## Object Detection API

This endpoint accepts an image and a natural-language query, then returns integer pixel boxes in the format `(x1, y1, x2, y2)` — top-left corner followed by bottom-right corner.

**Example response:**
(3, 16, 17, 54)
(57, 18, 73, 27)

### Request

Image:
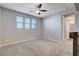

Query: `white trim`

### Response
(44, 38, 63, 43)
(61, 15, 65, 40)
(0, 38, 39, 48)
(0, 38, 63, 48)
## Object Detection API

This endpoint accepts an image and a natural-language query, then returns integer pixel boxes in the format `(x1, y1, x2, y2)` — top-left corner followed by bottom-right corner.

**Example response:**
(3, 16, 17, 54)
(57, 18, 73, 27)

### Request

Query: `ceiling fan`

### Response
(34, 4, 47, 15)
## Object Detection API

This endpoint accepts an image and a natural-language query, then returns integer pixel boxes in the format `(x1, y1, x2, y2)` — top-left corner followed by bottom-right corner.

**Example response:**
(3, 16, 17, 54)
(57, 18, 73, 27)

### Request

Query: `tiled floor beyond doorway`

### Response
(0, 39, 73, 56)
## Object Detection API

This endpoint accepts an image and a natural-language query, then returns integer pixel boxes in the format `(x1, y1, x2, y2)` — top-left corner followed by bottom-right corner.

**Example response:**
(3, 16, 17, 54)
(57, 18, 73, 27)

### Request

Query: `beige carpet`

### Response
(0, 39, 73, 56)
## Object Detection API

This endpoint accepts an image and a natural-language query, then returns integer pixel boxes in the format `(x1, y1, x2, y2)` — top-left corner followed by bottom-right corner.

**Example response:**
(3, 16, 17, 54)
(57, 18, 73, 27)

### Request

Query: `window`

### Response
(16, 16, 36, 29)
(31, 19, 36, 29)
(24, 18, 30, 29)
(16, 16, 23, 28)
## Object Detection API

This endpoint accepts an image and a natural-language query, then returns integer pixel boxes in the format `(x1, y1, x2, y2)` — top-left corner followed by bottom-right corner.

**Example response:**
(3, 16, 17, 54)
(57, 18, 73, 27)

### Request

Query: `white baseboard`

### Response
(0, 38, 63, 48)
(43, 38, 63, 43)
(0, 38, 39, 48)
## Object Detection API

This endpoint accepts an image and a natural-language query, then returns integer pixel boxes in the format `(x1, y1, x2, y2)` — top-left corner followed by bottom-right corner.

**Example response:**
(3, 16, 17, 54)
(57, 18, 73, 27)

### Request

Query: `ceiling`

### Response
(0, 3, 74, 18)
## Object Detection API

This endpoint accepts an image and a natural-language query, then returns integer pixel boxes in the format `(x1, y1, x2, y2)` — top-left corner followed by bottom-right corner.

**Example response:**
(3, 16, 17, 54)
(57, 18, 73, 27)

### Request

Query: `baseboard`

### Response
(43, 38, 63, 43)
(0, 38, 63, 48)
(0, 38, 40, 48)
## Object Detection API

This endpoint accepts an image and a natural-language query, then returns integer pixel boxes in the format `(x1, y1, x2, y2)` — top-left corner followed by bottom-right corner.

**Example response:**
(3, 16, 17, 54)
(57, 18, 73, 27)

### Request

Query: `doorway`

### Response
(63, 13, 75, 40)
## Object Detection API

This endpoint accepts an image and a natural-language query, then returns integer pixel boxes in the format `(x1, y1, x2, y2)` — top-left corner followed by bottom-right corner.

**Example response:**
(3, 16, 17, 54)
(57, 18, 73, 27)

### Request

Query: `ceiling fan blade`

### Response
(37, 4, 42, 9)
(40, 10, 47, 12)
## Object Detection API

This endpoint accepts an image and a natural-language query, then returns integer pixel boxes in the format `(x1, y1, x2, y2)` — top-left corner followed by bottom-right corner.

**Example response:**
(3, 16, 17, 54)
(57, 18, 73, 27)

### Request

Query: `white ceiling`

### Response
(0, 3, 74, 18)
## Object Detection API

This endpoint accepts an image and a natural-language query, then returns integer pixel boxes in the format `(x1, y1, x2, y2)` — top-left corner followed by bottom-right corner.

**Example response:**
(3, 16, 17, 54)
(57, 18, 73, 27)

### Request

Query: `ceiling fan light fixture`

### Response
(35, 10, 40, 13)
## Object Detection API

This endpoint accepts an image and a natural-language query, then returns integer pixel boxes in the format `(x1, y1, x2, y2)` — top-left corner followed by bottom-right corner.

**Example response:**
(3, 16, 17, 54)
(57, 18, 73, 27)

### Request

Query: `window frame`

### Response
(24, 17, 31, 29)
(16, 16, 37, 30)
(31, 18, 37, 29)
(16, 16, 24, 29)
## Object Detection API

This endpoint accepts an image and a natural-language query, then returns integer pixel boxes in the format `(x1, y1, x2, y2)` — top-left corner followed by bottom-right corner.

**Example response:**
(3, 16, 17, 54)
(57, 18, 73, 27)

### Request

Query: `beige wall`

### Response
(0, 8, 42, 46)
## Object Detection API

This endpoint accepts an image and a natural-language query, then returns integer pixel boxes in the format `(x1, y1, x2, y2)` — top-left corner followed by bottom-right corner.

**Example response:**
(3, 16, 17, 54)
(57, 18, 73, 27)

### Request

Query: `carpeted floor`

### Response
(0, 39, 73, 56)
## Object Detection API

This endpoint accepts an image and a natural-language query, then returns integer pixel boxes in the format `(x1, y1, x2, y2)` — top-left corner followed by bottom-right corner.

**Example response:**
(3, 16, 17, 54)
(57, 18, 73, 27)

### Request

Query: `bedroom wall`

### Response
(43, 15, 62, 41)
(75, 10, 79, 45)
(43, 9, 75, 41)
(0, 8, 2, 45)
(0, 8, 42, 46)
